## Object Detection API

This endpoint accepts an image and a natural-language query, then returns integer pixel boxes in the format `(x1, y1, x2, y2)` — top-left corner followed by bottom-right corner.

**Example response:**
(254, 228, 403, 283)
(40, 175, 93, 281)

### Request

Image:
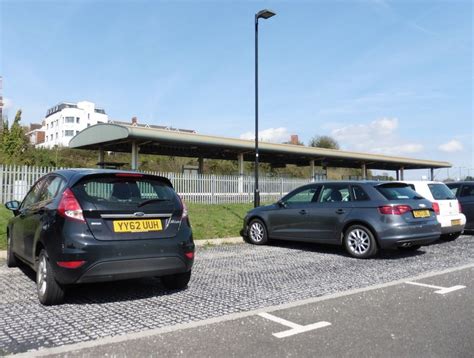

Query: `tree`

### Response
(2, 109, 30, 163)
(308, 135, 340, 150)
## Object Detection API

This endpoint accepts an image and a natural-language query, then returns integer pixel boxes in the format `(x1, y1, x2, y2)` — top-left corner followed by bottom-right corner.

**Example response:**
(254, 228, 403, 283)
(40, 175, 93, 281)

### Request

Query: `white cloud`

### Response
(438, 139, 463, 153)
(331, 117, 424, 155)
(3, 97, 13, 111)
(240, 127, 290, 143)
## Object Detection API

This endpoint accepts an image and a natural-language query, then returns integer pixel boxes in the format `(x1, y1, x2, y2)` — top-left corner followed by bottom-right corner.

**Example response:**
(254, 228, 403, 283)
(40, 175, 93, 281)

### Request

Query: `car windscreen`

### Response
(428, 183, 456, 200)
(376, 183, 422, 200)
(72, 176, 179, 209)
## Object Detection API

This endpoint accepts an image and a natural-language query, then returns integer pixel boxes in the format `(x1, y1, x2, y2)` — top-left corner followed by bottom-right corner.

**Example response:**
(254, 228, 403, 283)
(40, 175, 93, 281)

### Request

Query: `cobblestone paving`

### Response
(1, 235, 473, 354)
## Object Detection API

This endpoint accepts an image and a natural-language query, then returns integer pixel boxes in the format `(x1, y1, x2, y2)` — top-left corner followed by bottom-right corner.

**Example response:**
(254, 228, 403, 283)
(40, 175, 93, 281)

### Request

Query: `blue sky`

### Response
(1, 0, 472, 179)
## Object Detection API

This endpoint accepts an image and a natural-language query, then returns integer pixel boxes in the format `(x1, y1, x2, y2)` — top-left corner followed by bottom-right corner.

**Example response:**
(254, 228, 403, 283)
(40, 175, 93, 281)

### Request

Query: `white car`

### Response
(403, 181, 465, 240)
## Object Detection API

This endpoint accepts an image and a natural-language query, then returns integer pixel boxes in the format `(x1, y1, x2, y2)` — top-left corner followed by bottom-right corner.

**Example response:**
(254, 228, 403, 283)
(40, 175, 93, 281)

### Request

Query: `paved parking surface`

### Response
(1, 235, 473, 355)
(47, 266, 473, 358)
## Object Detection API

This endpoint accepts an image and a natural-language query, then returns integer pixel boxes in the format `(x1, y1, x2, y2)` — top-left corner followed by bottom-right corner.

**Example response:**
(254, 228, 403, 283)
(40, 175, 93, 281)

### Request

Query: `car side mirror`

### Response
(277, 200, 287, 208)
(5, 200, 20, 214)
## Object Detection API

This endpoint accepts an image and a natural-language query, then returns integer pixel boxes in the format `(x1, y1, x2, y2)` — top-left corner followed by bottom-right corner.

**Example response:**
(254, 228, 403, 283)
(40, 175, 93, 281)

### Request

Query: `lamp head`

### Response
(256, 9, 276, 20)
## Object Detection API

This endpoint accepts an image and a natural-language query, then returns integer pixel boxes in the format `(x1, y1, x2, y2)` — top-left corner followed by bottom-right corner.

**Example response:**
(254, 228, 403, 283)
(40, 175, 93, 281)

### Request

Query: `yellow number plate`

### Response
(413, 210, 430, 218)
(451, 219, 461, 226)
(113, 219, 163, 233)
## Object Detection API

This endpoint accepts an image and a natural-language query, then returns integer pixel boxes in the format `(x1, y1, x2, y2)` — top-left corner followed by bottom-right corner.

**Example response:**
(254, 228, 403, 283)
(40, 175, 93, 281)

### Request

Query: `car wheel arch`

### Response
(341, 221, 379, 247)
(35, 242, 46, 264)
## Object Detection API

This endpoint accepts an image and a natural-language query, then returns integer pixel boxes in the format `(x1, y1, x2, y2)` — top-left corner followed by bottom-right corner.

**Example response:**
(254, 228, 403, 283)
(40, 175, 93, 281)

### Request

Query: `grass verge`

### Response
(0, 203, 254, 250)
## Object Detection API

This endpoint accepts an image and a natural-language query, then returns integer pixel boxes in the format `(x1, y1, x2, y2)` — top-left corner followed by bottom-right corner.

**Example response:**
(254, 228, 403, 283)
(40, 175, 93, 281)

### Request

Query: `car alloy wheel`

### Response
(37, 255, 48, 298)
(36, 250, 65, 305)
(347, 228, 370, 255)
(343, 225, 378, 258)
(248, 219, 268, 245)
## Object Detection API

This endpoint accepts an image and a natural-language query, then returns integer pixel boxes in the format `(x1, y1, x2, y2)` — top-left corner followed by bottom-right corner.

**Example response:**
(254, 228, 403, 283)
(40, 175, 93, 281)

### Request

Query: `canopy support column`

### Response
(361, 163, 367, 180)
(310, 160, 315, 182)
(198, 157, 204, 174)
(430, 168, 434, 180)
(98, 147, 104, 168)
(238, 153, 244, 193)
(400, 166, 404, 180)
(131, 141, 138, 170)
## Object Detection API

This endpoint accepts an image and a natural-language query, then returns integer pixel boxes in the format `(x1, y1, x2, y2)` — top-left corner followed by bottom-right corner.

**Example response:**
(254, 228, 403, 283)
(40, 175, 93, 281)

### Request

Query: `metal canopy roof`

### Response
(69, 123, 451, 170)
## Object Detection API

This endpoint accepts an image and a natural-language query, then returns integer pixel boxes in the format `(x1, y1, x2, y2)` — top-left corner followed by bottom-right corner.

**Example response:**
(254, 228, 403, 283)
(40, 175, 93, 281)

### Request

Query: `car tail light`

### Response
(178, 195, 188, 220)
(378, 205, 412, 215)
(432, 202, 440, 215)
(185, 252, 194, 260)
(58, 188, 85, 222)
(57, 260, 86, 269)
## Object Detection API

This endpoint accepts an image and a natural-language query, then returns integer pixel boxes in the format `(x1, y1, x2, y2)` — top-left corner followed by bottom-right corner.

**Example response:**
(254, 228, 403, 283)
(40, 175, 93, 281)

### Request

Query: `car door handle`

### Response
(299, 210, 307, 215)
(335, 209, 345, 214)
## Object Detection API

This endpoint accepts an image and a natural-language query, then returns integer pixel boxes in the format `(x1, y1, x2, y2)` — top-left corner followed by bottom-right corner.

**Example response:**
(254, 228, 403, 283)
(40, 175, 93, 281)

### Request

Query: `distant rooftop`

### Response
(46, 102, 106, 118)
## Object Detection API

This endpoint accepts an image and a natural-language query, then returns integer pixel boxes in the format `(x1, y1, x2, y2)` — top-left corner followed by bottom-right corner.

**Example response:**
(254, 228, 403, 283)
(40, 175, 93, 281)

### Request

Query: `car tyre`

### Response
(247, 219, 268, 245)
(37, 250, 65, 305)
(6, 233, 18, 268)
(343, 225, 378, 259)
(161, 271, 191, 290)
(440, 232, 461, 241)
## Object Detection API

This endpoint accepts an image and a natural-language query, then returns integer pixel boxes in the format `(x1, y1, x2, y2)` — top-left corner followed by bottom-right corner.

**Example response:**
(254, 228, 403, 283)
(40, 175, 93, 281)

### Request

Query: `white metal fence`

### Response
(0, 165, 311, 204)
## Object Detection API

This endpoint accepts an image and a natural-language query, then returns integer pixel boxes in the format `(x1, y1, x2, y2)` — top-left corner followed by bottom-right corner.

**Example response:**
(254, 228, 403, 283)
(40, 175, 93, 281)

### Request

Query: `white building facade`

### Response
(37, 101, 108, 148)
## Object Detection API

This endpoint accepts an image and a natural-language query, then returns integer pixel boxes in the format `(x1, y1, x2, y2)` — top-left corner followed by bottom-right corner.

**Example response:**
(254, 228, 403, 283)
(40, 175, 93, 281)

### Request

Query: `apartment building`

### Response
(37, 101, 108, 148)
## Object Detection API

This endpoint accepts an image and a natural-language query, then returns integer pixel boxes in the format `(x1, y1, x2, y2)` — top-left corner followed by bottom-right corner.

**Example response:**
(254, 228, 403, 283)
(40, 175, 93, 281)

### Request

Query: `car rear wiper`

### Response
(137, 199, 171, 208)
(413, 195, 424, 200)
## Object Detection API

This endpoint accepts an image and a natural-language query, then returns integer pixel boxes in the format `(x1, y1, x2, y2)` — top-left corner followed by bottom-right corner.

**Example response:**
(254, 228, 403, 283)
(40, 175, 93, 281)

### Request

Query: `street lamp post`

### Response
(254, 9, 276, 208)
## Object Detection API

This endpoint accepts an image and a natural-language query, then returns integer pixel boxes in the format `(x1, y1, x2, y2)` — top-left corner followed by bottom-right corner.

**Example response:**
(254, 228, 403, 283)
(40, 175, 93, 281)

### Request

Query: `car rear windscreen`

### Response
(428, 183, 456, 200)
(376, 184, 421, 200)
(72, 176, 179, 209)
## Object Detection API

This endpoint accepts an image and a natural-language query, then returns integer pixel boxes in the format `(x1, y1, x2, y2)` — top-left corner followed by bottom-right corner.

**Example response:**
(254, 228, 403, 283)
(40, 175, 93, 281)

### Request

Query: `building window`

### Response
(64, 130, 74, 137)
(76, 117, 80, 123)
(46, 124, 49, 129)
(56, 132, 58, 139)
(76, 130, 80, 135)
(65, 116, 75, 123)
(50, 134, 53, 141)
(87, 123, 91, 127)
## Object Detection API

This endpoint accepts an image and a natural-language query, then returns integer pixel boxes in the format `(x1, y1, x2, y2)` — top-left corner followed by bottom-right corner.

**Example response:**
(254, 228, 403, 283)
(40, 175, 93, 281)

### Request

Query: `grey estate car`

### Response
(241, 181, 441, 259)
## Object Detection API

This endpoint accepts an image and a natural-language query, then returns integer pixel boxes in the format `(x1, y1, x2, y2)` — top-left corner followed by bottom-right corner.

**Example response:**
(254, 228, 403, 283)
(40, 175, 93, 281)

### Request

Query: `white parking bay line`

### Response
(258, 312, 331, 338)
(405, 281, 466, 294)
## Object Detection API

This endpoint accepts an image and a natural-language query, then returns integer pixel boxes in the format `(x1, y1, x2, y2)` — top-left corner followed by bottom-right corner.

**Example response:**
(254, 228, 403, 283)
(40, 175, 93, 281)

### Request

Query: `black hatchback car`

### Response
(241, 181, 441, 259)
(5, 169, 194, 305)
(446, 181, 474, 231)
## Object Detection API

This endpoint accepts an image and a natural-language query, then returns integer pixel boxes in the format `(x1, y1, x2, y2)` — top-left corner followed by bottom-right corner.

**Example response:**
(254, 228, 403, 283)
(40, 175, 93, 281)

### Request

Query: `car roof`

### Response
(50, 169, 173, 187)
(402, 180, 444, 185)
(52, 168, 146, 177)
(298, 180, 402, 187)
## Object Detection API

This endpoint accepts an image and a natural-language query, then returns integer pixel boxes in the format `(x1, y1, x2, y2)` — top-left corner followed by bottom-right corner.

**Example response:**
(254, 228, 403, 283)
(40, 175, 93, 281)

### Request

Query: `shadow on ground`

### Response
(267, 238, 427, 260)
(17, 262, 186, 305)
